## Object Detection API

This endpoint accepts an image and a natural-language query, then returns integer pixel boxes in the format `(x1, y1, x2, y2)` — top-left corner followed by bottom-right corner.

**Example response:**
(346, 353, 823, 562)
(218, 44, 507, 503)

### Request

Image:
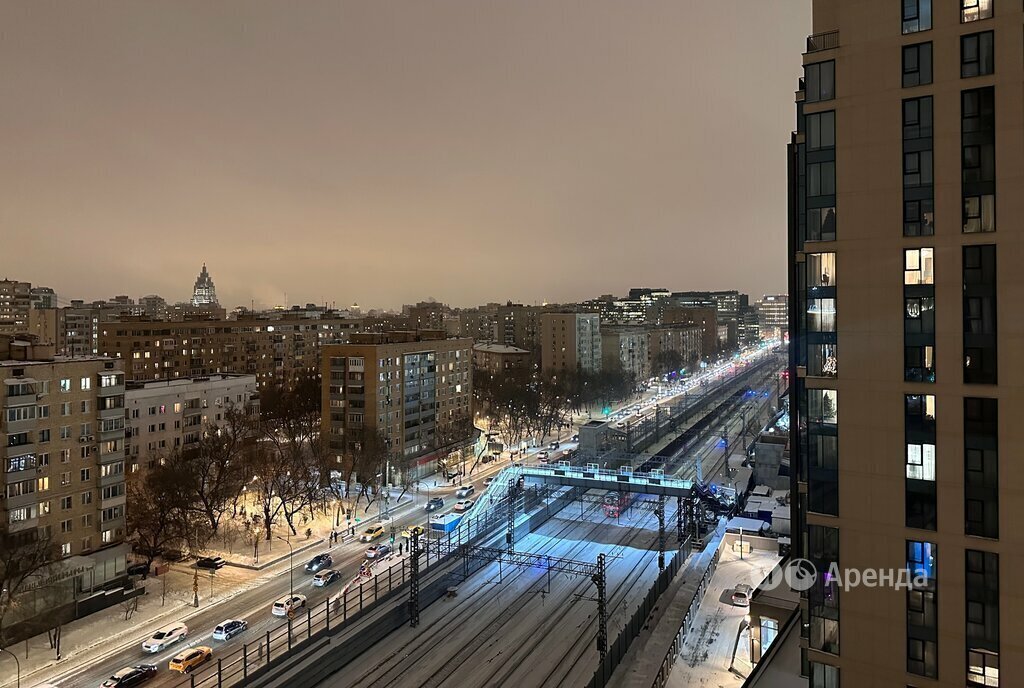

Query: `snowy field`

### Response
(330, 495, 681, 688)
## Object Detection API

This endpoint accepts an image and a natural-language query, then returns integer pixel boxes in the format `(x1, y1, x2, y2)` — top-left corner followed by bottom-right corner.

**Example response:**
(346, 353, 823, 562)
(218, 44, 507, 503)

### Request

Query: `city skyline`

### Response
(0, 1, 808, 309)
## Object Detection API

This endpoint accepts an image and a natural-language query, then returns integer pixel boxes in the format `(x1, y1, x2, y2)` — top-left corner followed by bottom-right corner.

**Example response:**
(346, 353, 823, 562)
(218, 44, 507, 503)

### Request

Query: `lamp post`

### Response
(0, 646, 20, 688)
(276, 536, 294, 596)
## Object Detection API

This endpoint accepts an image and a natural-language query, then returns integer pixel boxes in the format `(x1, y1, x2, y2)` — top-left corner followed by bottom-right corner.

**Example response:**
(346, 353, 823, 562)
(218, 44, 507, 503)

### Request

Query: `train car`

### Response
(602, 491, 634, 518)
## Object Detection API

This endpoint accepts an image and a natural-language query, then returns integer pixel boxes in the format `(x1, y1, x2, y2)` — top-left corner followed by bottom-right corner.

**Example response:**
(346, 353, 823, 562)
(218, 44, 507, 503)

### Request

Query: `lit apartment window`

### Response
(904, 248, 934, 285)
(961, 0, 993, 23)
(966, 549, 999, 687)
(907, 540, 938, 678)
(906, 394, 937, 530)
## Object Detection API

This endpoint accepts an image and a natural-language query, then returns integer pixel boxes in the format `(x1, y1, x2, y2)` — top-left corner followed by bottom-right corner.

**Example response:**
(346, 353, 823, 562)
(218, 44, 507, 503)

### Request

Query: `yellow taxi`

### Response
(168, 646, 212, 674)
(359, 523, 385, 542)
(401, 525, 425, 539)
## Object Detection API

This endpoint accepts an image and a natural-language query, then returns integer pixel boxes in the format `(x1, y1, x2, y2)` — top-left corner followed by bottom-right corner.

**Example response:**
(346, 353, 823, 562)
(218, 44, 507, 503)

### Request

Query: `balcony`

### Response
(805, 30, 838, 53)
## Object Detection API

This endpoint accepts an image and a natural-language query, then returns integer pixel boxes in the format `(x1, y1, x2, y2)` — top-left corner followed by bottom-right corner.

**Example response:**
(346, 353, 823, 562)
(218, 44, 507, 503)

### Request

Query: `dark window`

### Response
(807, 207, 837, 242)
(805, 61, 835, 103)
(807, 111, 836, 151)
(964, 398, 998, 539)
(962, 88, 995, 233)
(962, 0, 993, 23)
(903, 0, 932, 33)
(965, 550, 999, 687)
(807, 525, 840, 654)
(961, 32, 994, 78)
(963, 245, 997, 384)
(903, 43, 933, 87)
(907, 540, 938, 678)
(808, 162, 836, 196)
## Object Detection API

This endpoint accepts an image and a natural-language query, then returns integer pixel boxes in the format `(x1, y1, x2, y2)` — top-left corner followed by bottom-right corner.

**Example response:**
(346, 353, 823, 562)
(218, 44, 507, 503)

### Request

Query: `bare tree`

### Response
(126, 466, 190, 569)
(0, 532, 60, 647)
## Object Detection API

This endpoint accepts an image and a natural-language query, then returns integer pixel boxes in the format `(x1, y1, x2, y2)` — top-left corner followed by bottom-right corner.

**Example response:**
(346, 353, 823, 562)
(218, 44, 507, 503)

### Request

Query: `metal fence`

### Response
(171, 487, 532, 688)
(588, 537, 691, 688)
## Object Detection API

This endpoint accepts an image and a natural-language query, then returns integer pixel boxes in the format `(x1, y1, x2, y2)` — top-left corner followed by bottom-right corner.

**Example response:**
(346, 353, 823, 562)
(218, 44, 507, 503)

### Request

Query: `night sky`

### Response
(0, 1, 809, 310)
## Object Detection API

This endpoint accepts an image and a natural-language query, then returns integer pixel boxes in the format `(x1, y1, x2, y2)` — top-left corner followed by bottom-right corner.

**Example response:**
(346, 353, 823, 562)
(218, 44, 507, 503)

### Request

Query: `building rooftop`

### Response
(472, 343, 529, 354)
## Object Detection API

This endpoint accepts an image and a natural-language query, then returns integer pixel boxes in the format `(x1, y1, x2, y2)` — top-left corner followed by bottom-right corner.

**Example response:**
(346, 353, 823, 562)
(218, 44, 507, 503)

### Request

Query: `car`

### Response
(483, 477, 496, 486)
(424, 498, 444, 512)
(453, 499, 474, 512)
(732, 583, 753, 607)
(101, 665, 158, 687)
(271, 594, 307, 617)
(141, 622, 188, 652)
(195, 556, 226, 570)
(126, 563, 150, 578)
(480, 453, 495, 464)
(161, 548, 185, 562)
(212, 619, 248, 641)
(455, 485, 475, 499)
(548, 441, 559, 450)
(168, 647, 212, 674)
(537, 450, 549, 461)
(562, 449, 573, 459)
(304, 553, 333, 573)
(401, 525, 425, 539)
(365, 543, 392, 559)
(359, 524, 385, 542)
(312, 569, 341, 587)
(570, 434, 579, 443)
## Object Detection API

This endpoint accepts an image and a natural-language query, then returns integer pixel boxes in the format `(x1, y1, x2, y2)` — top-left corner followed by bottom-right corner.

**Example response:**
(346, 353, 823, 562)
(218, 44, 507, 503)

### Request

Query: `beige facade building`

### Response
(124, 374, 258, 473)
(471, 343, 531, 375)
(322, 331, 473, 482)
(647, 323, 703, 372)
(785, 2, 1021, 687)
(1, 337, 130, 602)
(0, 279, 33, 335)
(662, 306, 718, 360)
(600, 327, 649, 381)
(98, 315, 362, 387)
(539, 312, 601, 375)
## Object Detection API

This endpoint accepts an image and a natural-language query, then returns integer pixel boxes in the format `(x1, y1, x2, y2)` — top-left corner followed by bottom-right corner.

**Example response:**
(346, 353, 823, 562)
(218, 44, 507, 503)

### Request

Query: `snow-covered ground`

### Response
(328, 496, 682, 688)
(666, 545, 780, 687)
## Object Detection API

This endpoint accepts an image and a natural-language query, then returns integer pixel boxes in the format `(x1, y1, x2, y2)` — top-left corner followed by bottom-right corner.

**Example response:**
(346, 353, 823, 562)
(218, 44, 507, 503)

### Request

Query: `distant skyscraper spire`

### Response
(191, 263, 219, 306)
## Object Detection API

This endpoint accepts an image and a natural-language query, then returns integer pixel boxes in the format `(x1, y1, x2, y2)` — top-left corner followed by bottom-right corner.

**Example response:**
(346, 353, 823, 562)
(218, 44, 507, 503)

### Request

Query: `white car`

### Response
(272, 594, 307, 617)
(212, 619, 248, 641)
(453, 499, 474, 512)
(141, 622, 188, 652)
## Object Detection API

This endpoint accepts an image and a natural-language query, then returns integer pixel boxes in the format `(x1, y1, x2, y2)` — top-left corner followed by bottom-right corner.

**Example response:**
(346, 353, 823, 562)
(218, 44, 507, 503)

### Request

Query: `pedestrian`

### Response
(399, 542, 404, 555)
(350, 525, 355, 537)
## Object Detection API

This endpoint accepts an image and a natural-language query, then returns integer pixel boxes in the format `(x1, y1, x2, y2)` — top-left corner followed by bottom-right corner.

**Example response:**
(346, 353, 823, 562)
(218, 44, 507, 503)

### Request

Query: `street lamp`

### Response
(276, 536, 295, 596)
(0, 646, 20, 688)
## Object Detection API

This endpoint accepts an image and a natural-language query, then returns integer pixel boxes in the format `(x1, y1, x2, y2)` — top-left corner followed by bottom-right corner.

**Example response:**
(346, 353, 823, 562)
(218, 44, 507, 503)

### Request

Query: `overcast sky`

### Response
(0, 1, 809, 310)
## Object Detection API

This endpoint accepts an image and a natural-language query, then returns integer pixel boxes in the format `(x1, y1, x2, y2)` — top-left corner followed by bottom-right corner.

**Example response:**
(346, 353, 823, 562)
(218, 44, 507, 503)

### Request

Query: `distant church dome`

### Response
(191, 263, 219, 306)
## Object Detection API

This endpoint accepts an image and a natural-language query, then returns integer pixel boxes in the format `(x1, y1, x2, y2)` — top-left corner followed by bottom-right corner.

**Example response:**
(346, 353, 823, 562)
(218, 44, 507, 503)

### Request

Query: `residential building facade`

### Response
(539, 313, 601, 375)
(472, 343, 532, 375)
(600, 327, 650, 381)
(124, 374, 258, 473)
(786, 3, 1020, 687)
(322, 331, 473, 482)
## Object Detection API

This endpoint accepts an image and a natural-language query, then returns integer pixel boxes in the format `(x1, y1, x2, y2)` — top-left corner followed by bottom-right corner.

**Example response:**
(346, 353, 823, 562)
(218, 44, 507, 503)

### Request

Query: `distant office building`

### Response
(601, 327, 649, 381)
(670, 290, 743, 348)
(540, 313, 601, 375)
(190, 264, 218, 307)
(124, 374, 258, 473)
(472, 343, 531, 375)
(757, 294, 788, 340)
(738, 305, 760, 345)
(322, 331, 473, 481)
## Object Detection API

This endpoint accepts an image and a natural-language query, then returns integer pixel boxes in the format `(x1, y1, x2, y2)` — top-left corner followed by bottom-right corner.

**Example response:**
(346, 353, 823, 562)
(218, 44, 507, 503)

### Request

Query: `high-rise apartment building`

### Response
(1, 336, 130, 614)
(600, 327, 650, 381)
(322, 331, 473, 482)
(539, 313, 601, 374)
(494, 303, 544, 352)
(787, 2, 1018, 686)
